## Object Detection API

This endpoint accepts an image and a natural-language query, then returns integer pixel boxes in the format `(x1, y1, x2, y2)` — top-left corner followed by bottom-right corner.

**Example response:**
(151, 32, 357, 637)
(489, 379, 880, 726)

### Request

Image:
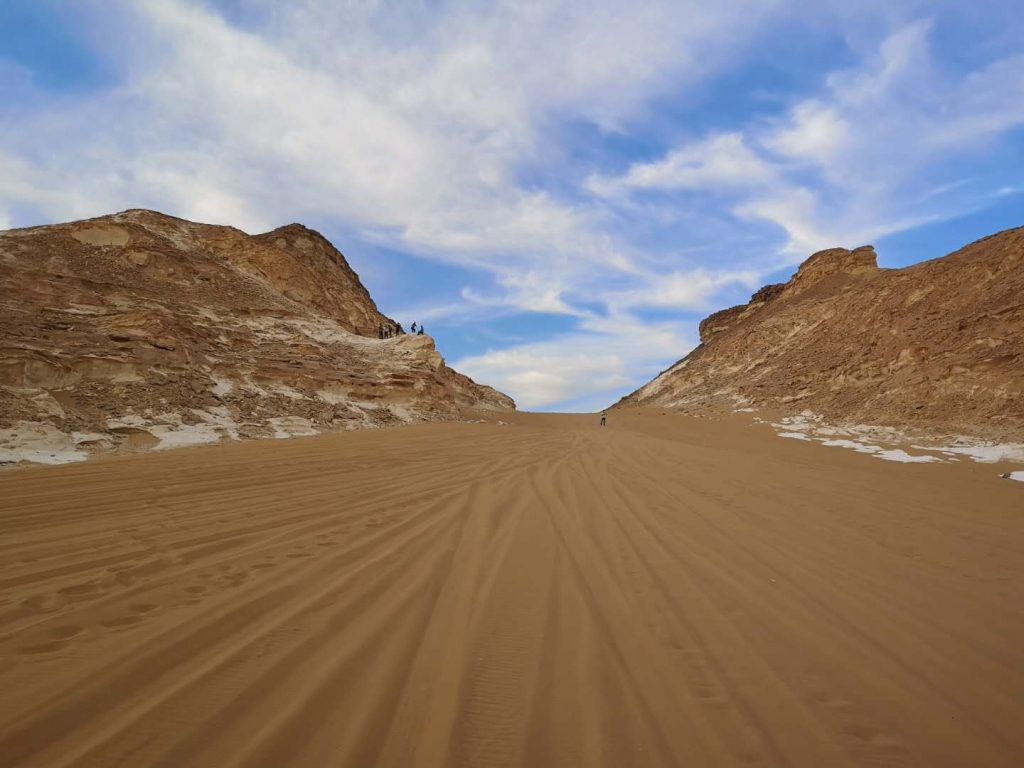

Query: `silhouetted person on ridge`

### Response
(411, 322, 417, 333)
(418, 326, 425, 335)
(600, 411, 607, 426)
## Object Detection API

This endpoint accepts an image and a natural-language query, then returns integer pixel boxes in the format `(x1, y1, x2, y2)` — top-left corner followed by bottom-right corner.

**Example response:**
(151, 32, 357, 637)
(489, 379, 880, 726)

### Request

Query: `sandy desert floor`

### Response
(0, 411, 1022, 767)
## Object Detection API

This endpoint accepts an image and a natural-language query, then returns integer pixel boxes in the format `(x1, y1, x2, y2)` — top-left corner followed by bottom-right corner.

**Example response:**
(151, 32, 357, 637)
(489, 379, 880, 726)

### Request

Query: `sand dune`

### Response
(1, 412, 1022, 767)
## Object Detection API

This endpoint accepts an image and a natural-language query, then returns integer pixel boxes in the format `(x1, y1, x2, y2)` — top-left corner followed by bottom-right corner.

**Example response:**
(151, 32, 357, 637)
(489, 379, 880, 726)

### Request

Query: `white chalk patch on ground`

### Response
(0, 422, 89, 464)
(820, 438, 881, 455)
(1004, 471, 1024, 483)
(267, 417, 319, 439)
(191, 407, 241, 441)
(925, 442, 1024, 463)
(152, 425, 226, 450)
(777, 432, 812, 441)
(771, 412, 948, 465)
(873, 449, 942, 464)
(109, 410, 239, 451)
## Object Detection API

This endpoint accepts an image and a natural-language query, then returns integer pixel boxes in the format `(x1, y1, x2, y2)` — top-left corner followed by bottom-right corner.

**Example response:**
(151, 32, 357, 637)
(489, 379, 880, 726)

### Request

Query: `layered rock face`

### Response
(0, 209, 513, 463)
(619, 228, 1024, 441)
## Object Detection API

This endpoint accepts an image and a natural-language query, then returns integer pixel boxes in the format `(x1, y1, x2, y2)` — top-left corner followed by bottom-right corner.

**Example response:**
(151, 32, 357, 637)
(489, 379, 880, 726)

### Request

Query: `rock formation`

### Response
(0, 209, 513, 463)
(618, 227, 1024, 441)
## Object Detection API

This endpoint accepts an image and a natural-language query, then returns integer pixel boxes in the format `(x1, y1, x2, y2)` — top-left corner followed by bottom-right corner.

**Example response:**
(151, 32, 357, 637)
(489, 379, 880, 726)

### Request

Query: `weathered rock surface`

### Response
(0, 209, 513, 463)
(618, 228, 1024, 441)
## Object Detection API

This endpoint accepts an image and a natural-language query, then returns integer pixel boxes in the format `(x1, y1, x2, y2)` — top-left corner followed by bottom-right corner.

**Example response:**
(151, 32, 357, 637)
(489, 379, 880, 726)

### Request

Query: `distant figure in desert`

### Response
(600, 411, 607, 426)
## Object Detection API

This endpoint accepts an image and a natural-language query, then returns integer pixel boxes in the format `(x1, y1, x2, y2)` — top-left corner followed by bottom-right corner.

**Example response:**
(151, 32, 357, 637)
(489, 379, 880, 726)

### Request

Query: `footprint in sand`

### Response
(17, 624, 84, 654)
(50, 624, 84, 640)
(107, 566, 138, 587)
(18, 639, 71, 655)
(216, 571, 248, 589)
(21, 593, 66, 613)
(58, 581, 102, 597)
(101, 600, 160, 629)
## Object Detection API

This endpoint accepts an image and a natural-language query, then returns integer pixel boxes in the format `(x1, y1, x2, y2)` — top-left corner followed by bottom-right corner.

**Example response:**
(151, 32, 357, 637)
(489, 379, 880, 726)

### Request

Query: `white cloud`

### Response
(455, 320, 694, 410)
(587, 133, 777, 196)
(762, 101, 849, 165)
(608, 267, 761, 312)
(1, 0, 779, 296)
(596, 17, 1024, 262)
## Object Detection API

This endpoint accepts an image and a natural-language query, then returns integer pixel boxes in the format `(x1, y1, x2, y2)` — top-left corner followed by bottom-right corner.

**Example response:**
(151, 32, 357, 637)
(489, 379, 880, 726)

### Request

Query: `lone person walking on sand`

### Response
(600, 411, 607, 426)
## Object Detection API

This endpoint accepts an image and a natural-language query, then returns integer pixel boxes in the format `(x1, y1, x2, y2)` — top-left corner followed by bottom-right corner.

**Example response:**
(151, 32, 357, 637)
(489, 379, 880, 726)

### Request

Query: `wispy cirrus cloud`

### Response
(592, 17, 1024, 261)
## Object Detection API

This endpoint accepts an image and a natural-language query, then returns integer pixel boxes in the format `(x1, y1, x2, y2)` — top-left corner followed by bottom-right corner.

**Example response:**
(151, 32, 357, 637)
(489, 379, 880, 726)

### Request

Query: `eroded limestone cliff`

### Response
(0, 210, 513, 463)
(619, 228, 1024, 441)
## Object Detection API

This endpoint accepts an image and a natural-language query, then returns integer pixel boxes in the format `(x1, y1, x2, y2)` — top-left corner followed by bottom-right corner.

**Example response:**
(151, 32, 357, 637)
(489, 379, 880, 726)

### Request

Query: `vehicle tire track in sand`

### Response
(1, 414, 1023, 767)
(599, 431, 1022, 765)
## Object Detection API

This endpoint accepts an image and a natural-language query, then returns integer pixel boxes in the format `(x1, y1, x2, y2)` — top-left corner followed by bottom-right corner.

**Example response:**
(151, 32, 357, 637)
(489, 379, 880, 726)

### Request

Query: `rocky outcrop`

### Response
(0, 209, 513, 464)
(698, 282, 785, 344)
(618, 228, 1024, 441)
(782, 245, 878, 298)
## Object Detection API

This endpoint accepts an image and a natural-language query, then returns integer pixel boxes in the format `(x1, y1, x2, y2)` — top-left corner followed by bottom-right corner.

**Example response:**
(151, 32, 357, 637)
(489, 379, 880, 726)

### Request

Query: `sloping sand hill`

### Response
(1, 412, 1021, 767)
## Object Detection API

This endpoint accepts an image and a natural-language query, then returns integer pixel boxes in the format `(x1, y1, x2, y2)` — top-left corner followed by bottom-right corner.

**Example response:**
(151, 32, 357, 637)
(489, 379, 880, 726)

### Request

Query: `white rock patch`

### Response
(771, 413, 951, 465)
(777, 432, 812, 441)
(0, 422, 95, 464)
(267, 417, 319, 439)
(923, 442, 1024, 463)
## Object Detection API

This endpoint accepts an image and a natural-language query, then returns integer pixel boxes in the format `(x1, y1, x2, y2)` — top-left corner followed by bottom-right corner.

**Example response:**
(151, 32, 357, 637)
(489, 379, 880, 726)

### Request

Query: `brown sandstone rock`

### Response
(0, 209, 513, 463)
(618, 228, 1024, 441)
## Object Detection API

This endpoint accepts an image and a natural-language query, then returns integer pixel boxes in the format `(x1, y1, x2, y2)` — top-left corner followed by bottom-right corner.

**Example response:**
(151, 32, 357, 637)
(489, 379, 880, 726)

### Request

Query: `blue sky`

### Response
(1, 0, 1022, 411)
